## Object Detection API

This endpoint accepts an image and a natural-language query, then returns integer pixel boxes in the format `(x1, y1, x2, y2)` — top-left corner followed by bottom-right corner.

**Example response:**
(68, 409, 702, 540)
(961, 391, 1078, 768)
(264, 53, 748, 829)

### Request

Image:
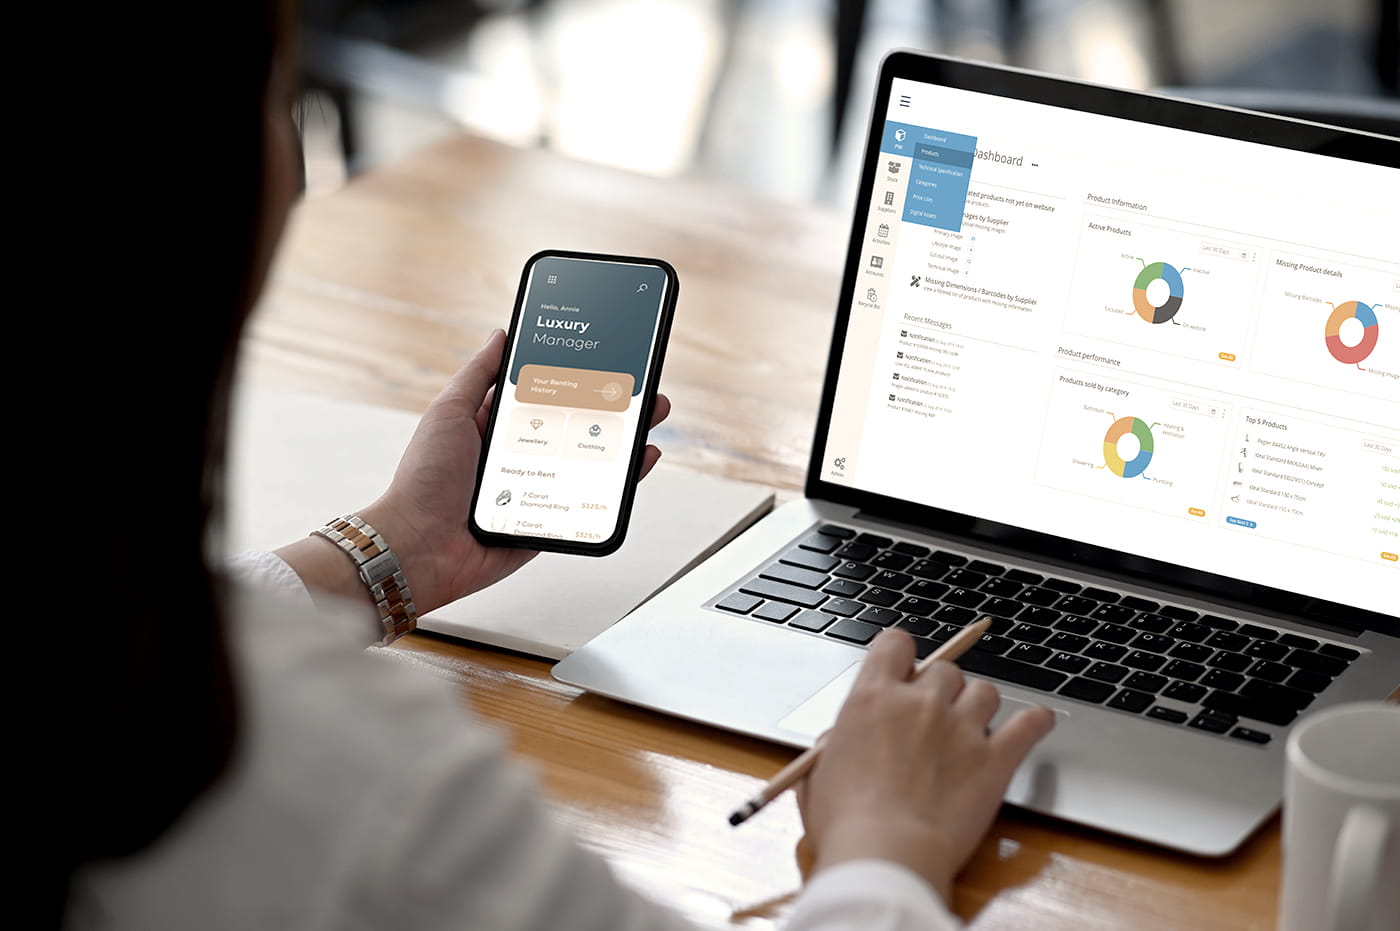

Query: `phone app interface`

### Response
(476, 255, 668, 544)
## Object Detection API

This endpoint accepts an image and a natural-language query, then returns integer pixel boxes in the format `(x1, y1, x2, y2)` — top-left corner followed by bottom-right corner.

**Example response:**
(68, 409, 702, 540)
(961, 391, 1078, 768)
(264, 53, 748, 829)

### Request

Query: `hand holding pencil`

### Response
(731, 619, 1056, 902)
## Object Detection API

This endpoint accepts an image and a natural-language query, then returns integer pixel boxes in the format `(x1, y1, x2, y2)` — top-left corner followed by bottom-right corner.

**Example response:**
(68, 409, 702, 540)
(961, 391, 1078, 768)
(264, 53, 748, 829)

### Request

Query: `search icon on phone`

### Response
(636, 283, 648, 293)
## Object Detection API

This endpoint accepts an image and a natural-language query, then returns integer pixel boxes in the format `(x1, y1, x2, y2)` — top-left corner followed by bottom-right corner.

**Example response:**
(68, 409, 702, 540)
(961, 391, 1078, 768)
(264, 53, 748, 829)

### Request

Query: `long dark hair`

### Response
(44, 0, 289, 921)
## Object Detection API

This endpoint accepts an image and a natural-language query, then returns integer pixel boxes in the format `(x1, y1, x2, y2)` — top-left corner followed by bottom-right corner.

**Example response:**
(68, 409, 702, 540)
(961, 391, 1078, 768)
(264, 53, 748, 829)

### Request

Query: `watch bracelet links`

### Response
(311, 514, 417, 646)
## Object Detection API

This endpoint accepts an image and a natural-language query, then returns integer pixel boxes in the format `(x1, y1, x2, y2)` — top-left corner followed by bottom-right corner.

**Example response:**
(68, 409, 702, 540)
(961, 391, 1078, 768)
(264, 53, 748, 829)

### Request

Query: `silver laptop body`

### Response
(554, 51, 1400, 857)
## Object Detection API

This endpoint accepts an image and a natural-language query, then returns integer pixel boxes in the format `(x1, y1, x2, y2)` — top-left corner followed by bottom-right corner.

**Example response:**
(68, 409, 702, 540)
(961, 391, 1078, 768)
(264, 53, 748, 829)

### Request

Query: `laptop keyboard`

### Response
(710, 523, 1364, 745)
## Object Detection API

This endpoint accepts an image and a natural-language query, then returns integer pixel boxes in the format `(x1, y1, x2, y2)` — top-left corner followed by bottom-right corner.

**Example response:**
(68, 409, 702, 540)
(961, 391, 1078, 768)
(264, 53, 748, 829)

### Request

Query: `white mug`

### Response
(1279, 701, 1400, 931)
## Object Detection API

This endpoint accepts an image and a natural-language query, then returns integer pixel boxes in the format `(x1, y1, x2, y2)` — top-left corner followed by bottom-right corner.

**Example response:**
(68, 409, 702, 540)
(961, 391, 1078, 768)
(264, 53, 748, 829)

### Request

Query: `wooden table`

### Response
(245, 132, 1284, 928)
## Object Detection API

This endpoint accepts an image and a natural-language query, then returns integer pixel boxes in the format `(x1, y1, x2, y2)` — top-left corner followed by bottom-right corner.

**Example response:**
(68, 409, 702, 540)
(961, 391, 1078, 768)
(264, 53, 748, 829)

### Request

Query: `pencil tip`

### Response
(729, 800, 757, 826)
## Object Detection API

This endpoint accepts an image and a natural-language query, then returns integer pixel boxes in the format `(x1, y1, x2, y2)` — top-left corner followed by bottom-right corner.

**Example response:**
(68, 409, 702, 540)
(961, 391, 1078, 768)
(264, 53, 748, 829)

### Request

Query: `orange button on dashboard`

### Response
(1218, 352, 1237, 362)
(1383, 552, 1398, 562)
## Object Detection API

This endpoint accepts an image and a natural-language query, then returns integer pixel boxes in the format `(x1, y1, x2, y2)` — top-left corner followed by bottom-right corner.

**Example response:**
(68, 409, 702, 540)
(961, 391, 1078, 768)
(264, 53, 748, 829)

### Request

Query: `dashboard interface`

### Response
(822, 76, 1399, 616)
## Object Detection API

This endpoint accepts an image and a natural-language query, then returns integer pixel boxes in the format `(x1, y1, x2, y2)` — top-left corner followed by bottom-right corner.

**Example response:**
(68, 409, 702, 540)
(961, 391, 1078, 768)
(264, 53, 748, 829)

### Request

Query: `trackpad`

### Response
(777, 661, 862, 741)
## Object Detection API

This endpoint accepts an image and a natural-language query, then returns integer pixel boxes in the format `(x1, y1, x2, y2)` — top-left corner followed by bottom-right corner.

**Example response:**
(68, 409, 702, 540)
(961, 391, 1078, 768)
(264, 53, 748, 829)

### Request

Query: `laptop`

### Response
(553, 50, 1400, 857)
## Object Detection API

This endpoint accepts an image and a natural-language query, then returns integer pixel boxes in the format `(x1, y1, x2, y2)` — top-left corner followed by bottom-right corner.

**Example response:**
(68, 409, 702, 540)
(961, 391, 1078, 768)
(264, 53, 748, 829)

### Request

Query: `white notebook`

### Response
(228, 385, 775, 659)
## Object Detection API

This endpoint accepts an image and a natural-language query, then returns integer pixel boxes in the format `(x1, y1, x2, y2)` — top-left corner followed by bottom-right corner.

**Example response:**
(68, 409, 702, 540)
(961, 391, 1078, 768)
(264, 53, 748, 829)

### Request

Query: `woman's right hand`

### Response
(796, 628, 1056, 903)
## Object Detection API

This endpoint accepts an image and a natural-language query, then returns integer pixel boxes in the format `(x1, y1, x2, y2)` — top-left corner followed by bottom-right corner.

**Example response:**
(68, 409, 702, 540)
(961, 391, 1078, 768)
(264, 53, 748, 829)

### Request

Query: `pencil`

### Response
(727, 616, 992, 827)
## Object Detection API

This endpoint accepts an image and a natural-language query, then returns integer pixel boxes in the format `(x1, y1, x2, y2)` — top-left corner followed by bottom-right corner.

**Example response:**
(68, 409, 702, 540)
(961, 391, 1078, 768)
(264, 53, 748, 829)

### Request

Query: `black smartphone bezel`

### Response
(468, 248, 679, 556)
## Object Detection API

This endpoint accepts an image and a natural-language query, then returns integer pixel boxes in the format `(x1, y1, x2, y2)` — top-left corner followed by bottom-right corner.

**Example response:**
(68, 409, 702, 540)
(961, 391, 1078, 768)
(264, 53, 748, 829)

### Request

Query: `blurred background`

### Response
(296, 0, 1399, 207)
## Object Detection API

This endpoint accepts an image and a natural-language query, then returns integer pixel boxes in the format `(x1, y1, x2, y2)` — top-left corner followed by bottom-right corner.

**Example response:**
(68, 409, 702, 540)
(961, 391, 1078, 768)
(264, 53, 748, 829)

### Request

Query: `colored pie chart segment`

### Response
(1133, 262, 1184, 324)
(1104, 416, 1154, 478)
(1324, 301, 1379, 365)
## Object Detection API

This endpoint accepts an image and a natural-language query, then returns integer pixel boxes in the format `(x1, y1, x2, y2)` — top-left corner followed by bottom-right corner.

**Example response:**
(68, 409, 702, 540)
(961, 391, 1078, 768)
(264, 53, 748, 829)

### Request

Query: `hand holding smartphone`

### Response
(468, 250, 679, 555)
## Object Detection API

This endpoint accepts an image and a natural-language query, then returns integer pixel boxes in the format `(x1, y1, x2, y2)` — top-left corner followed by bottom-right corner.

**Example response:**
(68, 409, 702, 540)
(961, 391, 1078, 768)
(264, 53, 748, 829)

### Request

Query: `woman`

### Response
(51, 1, 1054, 926)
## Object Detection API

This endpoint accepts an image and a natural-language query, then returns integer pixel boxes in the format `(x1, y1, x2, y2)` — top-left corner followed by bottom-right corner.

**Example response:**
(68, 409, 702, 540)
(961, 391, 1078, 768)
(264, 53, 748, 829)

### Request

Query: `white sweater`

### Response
(64, 552, 961, 931)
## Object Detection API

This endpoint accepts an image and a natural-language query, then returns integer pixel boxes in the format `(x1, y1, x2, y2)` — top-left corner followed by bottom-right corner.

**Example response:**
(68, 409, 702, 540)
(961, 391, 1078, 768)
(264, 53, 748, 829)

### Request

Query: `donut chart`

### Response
(1324, 301, 1379, 365)
(1133, 262, 1184, 324)
(1103, 416, 1154, 478)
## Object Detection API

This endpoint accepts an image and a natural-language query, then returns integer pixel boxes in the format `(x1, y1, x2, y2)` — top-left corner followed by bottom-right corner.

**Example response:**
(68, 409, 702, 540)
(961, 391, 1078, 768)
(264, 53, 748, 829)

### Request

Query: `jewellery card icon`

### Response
(530, 418, 544, 430)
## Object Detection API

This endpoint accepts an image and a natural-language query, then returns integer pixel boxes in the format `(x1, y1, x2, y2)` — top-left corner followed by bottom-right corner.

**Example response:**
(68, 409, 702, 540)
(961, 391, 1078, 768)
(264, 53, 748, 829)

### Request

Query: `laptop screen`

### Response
(814, 54, 1398, 626)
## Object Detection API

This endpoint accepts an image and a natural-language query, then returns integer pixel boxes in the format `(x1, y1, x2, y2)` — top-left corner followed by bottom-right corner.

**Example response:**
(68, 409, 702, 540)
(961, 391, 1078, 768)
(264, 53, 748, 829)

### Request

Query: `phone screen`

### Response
(471, 252, 676, 553)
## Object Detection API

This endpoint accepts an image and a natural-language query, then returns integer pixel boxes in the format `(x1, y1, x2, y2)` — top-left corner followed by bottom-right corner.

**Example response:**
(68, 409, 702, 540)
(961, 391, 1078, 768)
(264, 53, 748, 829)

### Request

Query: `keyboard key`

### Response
(1123, 650, 1167, 672)
(1081, 587, 1120, 603)
(760, 562, 829, 589)
(932, 550, 968, 566)
(1120, 596, 1160, 612)
(824, 598, 864, 617)
(1230, 727, 1272, 744)
(895, 595, 939, 617)
(790, 610, 835, 632)
(1163, 659, 1206, 681)
(1044, 578, 1082, 593)
(1317, 643, 1361, 662)
(1007, 643, 1052, 665)
(780, 548, 841, 573)
(981, 597, 1024, 619)
(892, 541, 930, 557)
(945, 568, 988, 589)
(967, 559, 1005, 575)
(972, 634, 1015, 655)
(1237, 623, 1278, 640)
(913, 638, 941, 660)
(1189, 709, 1236, 733)
(1129, 613, 1173, 633)
(897, 616, 938, 637)
(1168, 642, 1212, 663)
(857, 607, 903, 627)
(908, 559, 950, 581)
(1124, 671, 1169, 693)
(945, 588, 987, 609)
(1047, 652, 1091, 674)
(1130, 632, 1175, 654)
(934, 604, 977, 624)
(1017, 587, 1062, 607)
(985, 616, 1014, 635)
(958, 650, 1069, 692)
(906, 579, 951, 600)
(1168, 622, 1210, 642)
(1201, 669, 1245, 692)
(716, 593, 761, 613)
(1284, 649, 1349, 677)
(1164, 680, 1207, 703)
(836, 542, 879, 561)
(1201, 691, 1299, 726)
(1056, 595, 1098, 616)
(982, 577, 1023, 598)
(872, 569, 913, 589)
(822, 578, 866, 598)
(1084, 662, 1129, 684)
(1095, 623, 1136, 644)
(817, 524, 856, 539)
(1006, 568, 1044, 585)
(1008, 623, 1051, 644)
(800, 532, 843, 554)
(1159, 605, 1200, 622)
(1205, 630, 1249, 651)
(1017, 606, 1061, 626)
(855, 532, 893, 548)
(1208, 650, 1253, 673)
(1198, 615, 1239, 631)
(1047, 632, 1090, 653)
(753, 602, 798, 623)
(870, 551, 914, 572)
(1239, 678, 1316, 710)
(832, 561, 876, 582)
(858, 587, 903, 608)
(1084, 642, 1128, 662)
(1148, 706, 1188, 723)
(739, 578, 828, 608)
(1059, 677, 1115, 703)
(1091, 603, 1136, 624)
(1247, 660, 1293, 683)
(1108, 689, 1154, 713)
(1055, 615, 1098, 635)
(1286, 669, 1332, 693)
(1278, 633, 1319, 650)
(826, 618, 881, 644)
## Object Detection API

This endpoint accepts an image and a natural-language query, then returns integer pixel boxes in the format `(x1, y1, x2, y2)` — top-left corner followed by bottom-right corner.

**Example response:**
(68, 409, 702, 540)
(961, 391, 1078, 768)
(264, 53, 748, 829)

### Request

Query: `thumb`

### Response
(436, 329, 507, 419)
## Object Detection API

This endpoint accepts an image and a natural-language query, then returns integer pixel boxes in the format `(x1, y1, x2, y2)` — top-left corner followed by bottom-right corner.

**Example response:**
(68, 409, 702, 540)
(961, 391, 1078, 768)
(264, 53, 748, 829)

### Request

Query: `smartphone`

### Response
(468, 250, 679, 555)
